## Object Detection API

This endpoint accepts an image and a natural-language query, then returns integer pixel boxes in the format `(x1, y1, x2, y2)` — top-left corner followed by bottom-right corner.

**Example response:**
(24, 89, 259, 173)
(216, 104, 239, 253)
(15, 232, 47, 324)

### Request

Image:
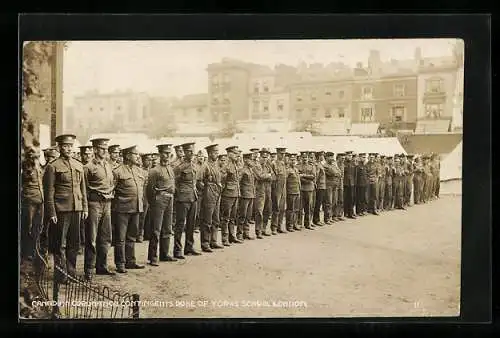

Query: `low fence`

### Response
(32, 230, 140, 319)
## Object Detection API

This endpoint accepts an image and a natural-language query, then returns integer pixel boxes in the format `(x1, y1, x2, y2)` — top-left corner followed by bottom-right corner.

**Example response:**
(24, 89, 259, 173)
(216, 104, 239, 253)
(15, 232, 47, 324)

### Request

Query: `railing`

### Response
(32, 226, 140, 319)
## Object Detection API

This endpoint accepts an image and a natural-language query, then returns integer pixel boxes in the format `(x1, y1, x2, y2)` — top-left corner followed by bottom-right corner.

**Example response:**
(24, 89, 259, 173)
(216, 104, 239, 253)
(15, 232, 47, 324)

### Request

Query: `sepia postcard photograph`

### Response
(20, 38, 464, 320)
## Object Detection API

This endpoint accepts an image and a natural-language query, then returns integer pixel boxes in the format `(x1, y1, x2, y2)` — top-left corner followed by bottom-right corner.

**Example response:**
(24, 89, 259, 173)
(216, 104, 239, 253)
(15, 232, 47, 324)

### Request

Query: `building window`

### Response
(212, 110, 219, 122)
(295, 108, 303, 119)
(223, 92, 230, 104)
(360, 107, 374, 122)
(197, 109, 204, 119)
(338, 90, 345, 99)
(100, 107, 104, 111)
(254, 82, 260, 94)
(211, 75, 219, 85)
(425, 103, 444, 118)
(325, 108, 332, 118)
(391, 105, 406, 122)
(394, 84, 406, 97)
(262, 100, 269, 113)
(263, 81, 269, 93)
(252, 100, 259, 113)
(426, 78, 444, 93)
(212, 97, 219, 105)
(116, 106, 121, 111)
(337, 107, 345, 118)
(311, 91, 317, 101)
(311, 107, 318, 118)
(277, 99, 284, 113)
(325, 88, 332, 96)
(296, 92, 303, 102)
(196, 107, 203, 113)
(362, 86, 373, 100)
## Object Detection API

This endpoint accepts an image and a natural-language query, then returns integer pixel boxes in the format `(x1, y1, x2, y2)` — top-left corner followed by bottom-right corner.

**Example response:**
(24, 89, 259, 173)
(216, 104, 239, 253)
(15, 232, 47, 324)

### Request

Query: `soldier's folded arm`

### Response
(80, 166, 88, 214)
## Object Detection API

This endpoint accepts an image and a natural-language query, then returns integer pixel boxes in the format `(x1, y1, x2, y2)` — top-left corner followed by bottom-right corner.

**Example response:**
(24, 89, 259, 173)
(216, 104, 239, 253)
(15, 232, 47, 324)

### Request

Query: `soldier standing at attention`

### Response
(431, 154, 441, 199)
(405, 155, 415, 206)
(199, 144, 224, 251)
(248, 148, 260, 225)
(137, 153, 153, 243)
(413, 155, 424, 204)
(237, 152, 256, 241)
(271, 147, 287, 235)
(335, 153, 345, 221)
(79, 145, 93, 165)
(308, 151, 317, 226)
(313, 151, 327, 226)
(219, 146, 242, 245)
(21, 149, 44, 263)
(172, 145, 184, 169)
(423, 155, 434, 203)
(378, 156, 386, 212)
(146, 144, 177, 266)
(298, 151, 316, 230)
(194, 150, 206, 234)
(355, 153, 368, 216)
(252, 148, 274, 238)
(285, 153, 301, 232)
(323, 152, 341, 225)
(83, 138, 115, 281)
(343, 151, 356, 219)
(392, 156, 406, 210)
(366, 153, 380, 215)
(218, 154, 228, 170)
(43, 134, 88, 282)
(173, 143, 200, 258)
(108, 145, 121, 169)
(112, 145, 146, 273)
(383, 156, 394, 210)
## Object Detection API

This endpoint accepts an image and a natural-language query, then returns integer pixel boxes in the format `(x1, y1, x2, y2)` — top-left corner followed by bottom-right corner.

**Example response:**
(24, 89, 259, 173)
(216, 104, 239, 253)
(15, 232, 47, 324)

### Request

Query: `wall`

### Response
(417, 70, 457, 119)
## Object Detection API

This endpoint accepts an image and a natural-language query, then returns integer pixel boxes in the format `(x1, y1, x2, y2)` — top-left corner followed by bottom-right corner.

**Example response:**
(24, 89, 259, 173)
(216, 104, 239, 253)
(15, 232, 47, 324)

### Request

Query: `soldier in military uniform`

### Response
(313, 151, 327, 226)
(335, 153, 345, 221)
(137, 153, 153, 243)
(384, 156, 394, 210)
(324, 152, 341, 224)
(248, 148, 260, 225)
(405, 155, 415, 206)
(112, 145, 146, 273)
(413, 155, 424, 204)
(393, 156, 406, 210)
(238, 152, 256, 240)
(377, 155, 386, 212)
(298, 151, 316, 230)
(21, 149, 44, 263)
(271, 147, 287, 234)
(173, 143, 200, 258)
(146, 144, 177, 266)
(218, 154, 228, 170)
(253, 148, 274, 238)
(343, 151, 356, 219)
(194, 150, 206, 234)
(108, 145, 121, 169)
(355, 153, 368, 216)
(219, 146, 242, 245)
(423, 155, 433, 203)
(43, 134, 88, 282)
(308, 151, 317, 226)
(83, 138, 115, 280)
(431, 154, 441, 199)
(199, 144, 224, 251)
(172, 145, 184, 168)
(366, 153, 380, 215)
(285, 153, 301, 232)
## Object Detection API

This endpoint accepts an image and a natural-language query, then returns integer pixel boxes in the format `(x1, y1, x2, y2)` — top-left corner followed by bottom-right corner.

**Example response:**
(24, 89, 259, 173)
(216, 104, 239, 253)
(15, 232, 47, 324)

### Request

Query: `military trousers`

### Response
(384, 183, 393, 210)
(393, 178, 404, 208)
(271, 180, 286, 231)
(336, 184, 344, 218)
(51, 211, 81, 282)
(313, 189, 327, 224)
(413, 176, 422, 204)
(367, 183, 378, 213)
(324, 184, 339, 222)
(21, 201, 43, 261)
(174, 201, 197, 255)
(286, 193, 300, 230)
(255, 184, 272, 235)
(148, 193, 173, 263)
(405, 177, 413, 205)
(137, 199, 149, 241)
(300, 190, 314, 227)
(201, 191, 221, 249)
(114, 212, 139, 269)
(343, 185, 355, 217)
(237, 198, 253, 238)
(84, 200, 112, 273)
(434, 176, 440, 198)
(355, 185, 368, 214)
(378, 180, 386, 210)
(220, 196, 239, 243)
(195, 195, 203, 231)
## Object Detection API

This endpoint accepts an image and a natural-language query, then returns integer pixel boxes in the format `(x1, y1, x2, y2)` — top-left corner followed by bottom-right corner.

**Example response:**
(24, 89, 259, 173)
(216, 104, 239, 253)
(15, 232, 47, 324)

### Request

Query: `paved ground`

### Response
(80, 195, 461, 318)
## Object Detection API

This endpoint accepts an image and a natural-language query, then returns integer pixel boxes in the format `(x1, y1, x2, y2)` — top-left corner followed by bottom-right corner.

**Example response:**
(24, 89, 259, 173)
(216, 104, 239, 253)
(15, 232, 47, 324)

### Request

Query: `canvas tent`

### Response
(440, 141, 462, 181)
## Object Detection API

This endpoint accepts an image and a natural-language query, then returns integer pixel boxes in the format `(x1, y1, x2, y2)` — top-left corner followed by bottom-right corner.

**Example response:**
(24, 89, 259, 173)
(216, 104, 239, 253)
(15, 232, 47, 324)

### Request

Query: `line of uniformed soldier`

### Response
(21, 135, 441, 282)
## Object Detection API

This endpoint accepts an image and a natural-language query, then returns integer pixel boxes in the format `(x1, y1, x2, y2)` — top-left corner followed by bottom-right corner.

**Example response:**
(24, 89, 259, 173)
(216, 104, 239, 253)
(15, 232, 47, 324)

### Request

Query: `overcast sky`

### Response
(63, 39, 459, 108)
